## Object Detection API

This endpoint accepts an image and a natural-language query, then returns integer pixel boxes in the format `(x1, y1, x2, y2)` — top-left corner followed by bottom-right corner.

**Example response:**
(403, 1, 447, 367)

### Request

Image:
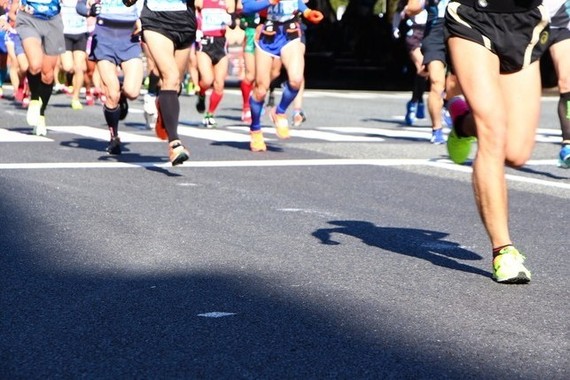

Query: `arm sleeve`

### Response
(242, 0, 272, 14)
(76, 0, 90, 17)
(296, 0, 308, 13)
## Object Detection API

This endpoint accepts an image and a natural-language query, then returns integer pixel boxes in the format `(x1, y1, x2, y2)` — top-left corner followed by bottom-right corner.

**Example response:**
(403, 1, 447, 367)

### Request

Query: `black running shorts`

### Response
(444, 1, 550, 73)
(421, 18, 447, 66)
(196, 36, 228, 66)
(140, 5, 196, 50)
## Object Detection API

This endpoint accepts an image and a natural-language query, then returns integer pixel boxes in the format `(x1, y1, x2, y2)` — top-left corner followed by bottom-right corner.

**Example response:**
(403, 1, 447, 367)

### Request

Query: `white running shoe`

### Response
(33, 116, 47, 136)
(143, 94, 158, 129)
(26, 99, 42, 127)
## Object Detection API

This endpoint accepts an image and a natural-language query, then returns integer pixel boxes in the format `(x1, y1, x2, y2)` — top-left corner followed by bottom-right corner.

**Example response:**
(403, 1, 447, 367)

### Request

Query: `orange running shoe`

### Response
(154, 98, 168, 140)
(250, 130, 267, 152)
(169, 139, 189, 166)
(270, 108, 290, 139)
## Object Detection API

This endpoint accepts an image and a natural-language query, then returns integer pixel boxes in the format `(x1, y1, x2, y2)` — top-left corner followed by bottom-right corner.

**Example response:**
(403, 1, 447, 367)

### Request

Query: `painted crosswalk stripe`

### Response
(0, 128, 49, 142)
(226, 126, 386, 142)
(48, 126, 159, 142)
(321, 126, 432, 140)
(178, 125, 251, 142)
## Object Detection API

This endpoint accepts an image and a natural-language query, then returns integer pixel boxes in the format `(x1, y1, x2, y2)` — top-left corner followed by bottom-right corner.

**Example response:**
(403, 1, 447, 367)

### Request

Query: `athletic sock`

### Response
(0, 68, 7, 86)
(276, 81, 299, 115)
(492, 244, 513, 258)
(38, 80, 54, 115)
(158, 90, 180, 142)
(27, 72, 41, 101)
(448, 96, 471, 137)
(249, 94, 264, 132)
(148, 72, 160, 96)
(559, 92, 570, 142)
(240, 80, 253, 109)
(208, 90, 223, 114)
(104, 105, 121, 138)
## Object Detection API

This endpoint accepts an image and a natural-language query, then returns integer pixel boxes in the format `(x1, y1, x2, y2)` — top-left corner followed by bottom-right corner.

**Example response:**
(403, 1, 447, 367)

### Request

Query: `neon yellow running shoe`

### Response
(447, 128, 476, 164)
(250, 130, 267, 152)
(270, 108, 290, 139)
(492, 246, 531, 284)
(71, 99, 83, 110)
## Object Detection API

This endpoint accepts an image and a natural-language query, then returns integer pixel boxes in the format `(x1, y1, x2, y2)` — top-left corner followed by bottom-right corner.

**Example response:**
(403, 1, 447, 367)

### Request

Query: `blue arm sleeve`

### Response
(242, 0, 272, 14)
(76, 0, 89, 17)
(297, 0, 308, 13)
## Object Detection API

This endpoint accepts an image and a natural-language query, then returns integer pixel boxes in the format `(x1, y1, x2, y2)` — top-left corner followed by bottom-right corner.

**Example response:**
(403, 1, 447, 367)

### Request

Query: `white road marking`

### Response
(0, 128, 49, 142)
(197, 312, 236, 318)
(321, 126, 431, 140)
(227, 126, 385, 141)
(178, 125, 251, 142)
(48, 126, 158, 142)
(0, 158, 567, 189)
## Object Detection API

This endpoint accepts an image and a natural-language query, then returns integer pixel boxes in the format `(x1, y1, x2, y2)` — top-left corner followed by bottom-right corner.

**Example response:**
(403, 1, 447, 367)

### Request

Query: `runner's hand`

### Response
(303, 9, 323, 24)
(122, 0, 138, 7)
(89, 1, 101, 16)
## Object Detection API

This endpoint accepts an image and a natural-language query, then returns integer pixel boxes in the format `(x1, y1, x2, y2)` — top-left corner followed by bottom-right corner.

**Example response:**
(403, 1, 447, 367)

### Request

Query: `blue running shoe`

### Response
(405, 101, 417, 125)
(416, 101, 425, 119)
(430, 128, 445, 144)
(559, 144, 570, 168)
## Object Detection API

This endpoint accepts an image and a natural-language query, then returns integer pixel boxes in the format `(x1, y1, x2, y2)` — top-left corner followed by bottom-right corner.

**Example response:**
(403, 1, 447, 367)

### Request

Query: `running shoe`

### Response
(416, 101, 425, 119)
(270, 108, 290, 139)
(0, 87, 3, 98)
(241, 109, 252, 123)
(143, 93, 158, 130)
(202, 112, 217, 128)
(85, 93, 95, 106)
(26, 99, 42, 126)
(119, 93, 129, 120)
(430, 128, 445, 144)
(169, 139, 189, 166)
(106, 136, 121, 155)
(154, 99, 168, 140)
(196, 94, 206, 113)
(250, 130, 267, 152)
(33, 116, 47, 137)
(292, 110, 306, 127)
(52, 83, 66, 94)
(189, 83, 199, 96)
(492, 246, 531, 284)
(71, 98, 83, 110)
(405, 101, 417, 126)
(447, 98, 476, 164)
(447, 128, 475, 164)
(559, 144, 570, 168)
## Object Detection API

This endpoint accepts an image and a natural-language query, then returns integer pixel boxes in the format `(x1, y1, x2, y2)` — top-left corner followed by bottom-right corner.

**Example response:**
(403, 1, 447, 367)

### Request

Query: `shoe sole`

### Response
(33, 127, 47, 136)
(171, 151, 189, 166)
(250, 145, 267, 152)
(494, 272, 531, 284)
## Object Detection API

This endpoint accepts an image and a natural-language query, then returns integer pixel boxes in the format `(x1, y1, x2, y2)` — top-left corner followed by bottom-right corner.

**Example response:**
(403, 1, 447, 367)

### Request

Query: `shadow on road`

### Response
(312, 220, 488, 278)
(0, 187, 492, 378)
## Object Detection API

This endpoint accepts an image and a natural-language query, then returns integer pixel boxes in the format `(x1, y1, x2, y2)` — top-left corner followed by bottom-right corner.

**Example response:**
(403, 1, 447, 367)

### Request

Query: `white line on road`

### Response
(1, 158, 568, 189)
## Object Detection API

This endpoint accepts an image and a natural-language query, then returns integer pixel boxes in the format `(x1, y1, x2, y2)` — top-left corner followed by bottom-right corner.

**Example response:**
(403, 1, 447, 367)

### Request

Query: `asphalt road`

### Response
(1, 87, 568, 379)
